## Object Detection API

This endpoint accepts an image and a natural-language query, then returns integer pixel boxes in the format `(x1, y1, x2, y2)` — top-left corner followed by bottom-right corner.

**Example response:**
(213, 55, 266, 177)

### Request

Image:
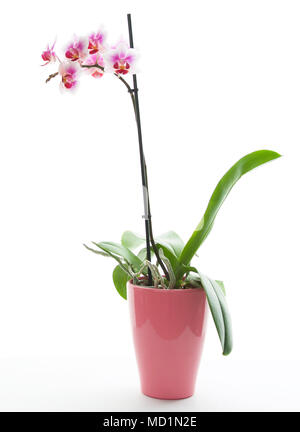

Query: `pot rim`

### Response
(128, 278, 203, 293)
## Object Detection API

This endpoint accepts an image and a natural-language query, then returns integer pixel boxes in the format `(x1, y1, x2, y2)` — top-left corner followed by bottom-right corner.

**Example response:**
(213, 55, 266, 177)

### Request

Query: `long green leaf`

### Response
(93, 241, 142, 272)
(195, 272, 232, 356)
(210, 277, 232, 355)
(112, 265, 130, 300)
(83, 244, 110, 257)
(84, 242, 132, 276)
(91, 243, 131, 276)
(179, 150, 281, 267)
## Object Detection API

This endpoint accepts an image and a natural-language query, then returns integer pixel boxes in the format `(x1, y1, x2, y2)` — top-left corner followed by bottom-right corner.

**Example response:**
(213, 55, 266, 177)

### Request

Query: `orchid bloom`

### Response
(43, 33, 138, 90)
(65, 38, 86, 63)
(41, 42, 57, 66)
(59, 63, 78, 90)
(105, 42, 136, 75)
(88, 31, 106, 55)
(82, 54, 105, 78)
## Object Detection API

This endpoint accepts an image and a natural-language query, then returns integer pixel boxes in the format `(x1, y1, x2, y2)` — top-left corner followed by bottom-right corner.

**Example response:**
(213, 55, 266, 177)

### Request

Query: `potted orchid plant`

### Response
(42, 14, 281, 400)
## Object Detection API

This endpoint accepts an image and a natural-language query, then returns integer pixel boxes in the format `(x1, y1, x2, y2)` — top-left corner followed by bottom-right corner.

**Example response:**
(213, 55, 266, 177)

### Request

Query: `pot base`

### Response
(142, 391, 194, 400)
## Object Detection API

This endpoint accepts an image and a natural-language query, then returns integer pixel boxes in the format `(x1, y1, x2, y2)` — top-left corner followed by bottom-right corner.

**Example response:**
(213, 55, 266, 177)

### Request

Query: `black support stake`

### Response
(127, 13, 153, 286)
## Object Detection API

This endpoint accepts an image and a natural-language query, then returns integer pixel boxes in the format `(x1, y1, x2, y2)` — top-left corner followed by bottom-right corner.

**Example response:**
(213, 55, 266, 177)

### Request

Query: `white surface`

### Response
(0, 356, 299, 412)
(1, 0, 300, 412)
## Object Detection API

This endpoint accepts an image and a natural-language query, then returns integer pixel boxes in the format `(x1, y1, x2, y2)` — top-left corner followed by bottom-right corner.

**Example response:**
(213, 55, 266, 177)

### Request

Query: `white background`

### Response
(0, 0, 299, 411)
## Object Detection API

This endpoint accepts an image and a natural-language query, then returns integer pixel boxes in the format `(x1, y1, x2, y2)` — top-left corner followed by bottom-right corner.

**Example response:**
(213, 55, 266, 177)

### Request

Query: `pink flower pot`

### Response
(128, 280, 208, 400)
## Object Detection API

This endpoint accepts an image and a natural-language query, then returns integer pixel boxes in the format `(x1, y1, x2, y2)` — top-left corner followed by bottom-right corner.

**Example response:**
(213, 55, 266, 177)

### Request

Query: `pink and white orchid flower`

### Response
(105, 42, 136, 75)
(65, 37, 86, 63)
(41, 42, 57, 66)
(82, 54, 105, 78)
(88, 31, 106, 55)
(59, 63, 79, 90)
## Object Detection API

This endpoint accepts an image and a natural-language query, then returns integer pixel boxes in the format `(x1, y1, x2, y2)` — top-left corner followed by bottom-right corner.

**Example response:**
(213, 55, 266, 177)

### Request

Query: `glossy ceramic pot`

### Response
(128, 280, 208, 400)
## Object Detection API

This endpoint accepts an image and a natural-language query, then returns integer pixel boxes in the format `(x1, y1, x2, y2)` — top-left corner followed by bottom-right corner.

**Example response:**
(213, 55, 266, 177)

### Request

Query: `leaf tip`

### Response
(222, 342, 233, 356)
(263, 150, 282, 160)
(272, 151, 282, 159)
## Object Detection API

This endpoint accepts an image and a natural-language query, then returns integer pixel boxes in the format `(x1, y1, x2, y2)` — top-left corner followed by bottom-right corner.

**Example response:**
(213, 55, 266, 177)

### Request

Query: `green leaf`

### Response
(93, 241, 142, 272)
(196, 272, 232, 356)
(84, 242, 131, 276)
(121, 231, 145, 250)
(179, 150, 281, 268)
(112, 265, 130, 300)
(156, 231, 185, 258)
(83, 244, 110, 257)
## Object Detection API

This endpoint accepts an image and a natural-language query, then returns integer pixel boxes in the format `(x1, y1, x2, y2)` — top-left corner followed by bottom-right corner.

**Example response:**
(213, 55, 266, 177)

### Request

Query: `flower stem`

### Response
(45, 72, 59, 83)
